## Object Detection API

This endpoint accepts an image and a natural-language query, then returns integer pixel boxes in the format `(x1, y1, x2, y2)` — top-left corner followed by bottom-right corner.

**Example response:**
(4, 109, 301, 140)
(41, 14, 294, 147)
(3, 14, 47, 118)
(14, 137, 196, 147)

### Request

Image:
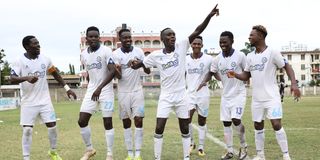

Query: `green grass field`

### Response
(0, 96, 319, 160)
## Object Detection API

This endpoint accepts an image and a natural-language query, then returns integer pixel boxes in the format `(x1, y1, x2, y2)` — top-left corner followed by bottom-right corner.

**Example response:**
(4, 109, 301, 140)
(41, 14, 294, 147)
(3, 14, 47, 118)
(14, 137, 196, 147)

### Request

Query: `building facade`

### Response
(281, 50, 320, 86)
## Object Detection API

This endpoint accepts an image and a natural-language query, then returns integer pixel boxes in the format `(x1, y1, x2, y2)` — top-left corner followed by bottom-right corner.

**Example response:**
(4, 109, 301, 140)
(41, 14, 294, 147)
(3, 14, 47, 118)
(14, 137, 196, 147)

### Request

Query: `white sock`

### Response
(154, 134, 163, 160)
(234, 123, 247, 147)
(275, 127, 289, 157)
(255, 129, 265, 155)
(22, 127, 33, 157)
(189, 123, 194, 144)
(182, 133, 191, 159)
(224, 126, 233, 153)
(135, 127, 143, 157)
(105, 128, 114, 156)
(80, 126, 93, 151)
(198, 125, 206, 150)
(48, 126, 57, 150)
(124, 128, 133, 157)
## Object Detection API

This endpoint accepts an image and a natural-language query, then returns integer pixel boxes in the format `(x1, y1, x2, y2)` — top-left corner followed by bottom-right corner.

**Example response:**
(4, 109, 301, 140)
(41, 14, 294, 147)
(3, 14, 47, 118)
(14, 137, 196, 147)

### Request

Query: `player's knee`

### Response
(155, 126, 165, 134)
(272, 123, 282, 131)
(223, 121, 232, 127)
(78, 119, 88, 128)
(254, 122, 264, 130)
(134, 117, 143, 128)
(180, 125, 189, 134)
(232, 118, 241, 126)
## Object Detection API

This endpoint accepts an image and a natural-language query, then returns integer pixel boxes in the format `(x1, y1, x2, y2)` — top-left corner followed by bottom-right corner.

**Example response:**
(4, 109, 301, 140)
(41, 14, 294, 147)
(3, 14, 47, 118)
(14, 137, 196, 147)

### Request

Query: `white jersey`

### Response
(186, 53, 212, 98)
(211, 50, 247, 99)
(80, 45, 114, 94)
(11, 54, 53, 107)
(143, 39, 190, 94)
(113, 47, 145, 93)
(244, 47, 285, 101)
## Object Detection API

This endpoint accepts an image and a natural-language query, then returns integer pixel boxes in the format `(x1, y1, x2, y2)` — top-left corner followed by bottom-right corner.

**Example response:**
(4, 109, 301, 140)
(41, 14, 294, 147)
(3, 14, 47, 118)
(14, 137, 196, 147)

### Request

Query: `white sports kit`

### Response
(11, 54, 56, 125)
(80, 46, 115, 117)
(211, 51, 247, 121)
(245, 48, 285, 122)
(113, 47, 145, 119)
(186, 53, 212, 117)
(143, 39, 190, 118)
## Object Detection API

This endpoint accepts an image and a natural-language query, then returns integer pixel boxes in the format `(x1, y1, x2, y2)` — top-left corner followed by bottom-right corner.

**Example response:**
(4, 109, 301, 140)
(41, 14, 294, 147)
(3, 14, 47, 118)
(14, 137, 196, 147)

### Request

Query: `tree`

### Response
(0, 49, 5, 64)
(1, 61, 11, 85)
(240, 42, 254, 55)
(69, 63, 75, 75)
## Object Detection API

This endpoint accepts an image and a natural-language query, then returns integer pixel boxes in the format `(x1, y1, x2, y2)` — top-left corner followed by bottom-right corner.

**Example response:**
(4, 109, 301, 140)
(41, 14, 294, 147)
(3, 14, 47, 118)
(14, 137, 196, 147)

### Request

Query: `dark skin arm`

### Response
(188, 4, 219, 43)
(196, 71, 220, 91)
(283, 63, 301, 99)
(10, 75, 38, 84)
(227, 70, 251, 81)
(114, 64, 122, 79)
(51, 70, 77, 99)
(129, 59, 151, 74)
(91, 64, 115, 101)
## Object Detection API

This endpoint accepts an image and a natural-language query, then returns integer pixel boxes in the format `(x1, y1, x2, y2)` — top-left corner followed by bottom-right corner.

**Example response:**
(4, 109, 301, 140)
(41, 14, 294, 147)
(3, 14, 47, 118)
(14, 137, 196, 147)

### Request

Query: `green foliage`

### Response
(69, 63, 75, 75)
(208, 78, 219, 90)
(1, 61, 11, 85)
(240, 42, 254, 55)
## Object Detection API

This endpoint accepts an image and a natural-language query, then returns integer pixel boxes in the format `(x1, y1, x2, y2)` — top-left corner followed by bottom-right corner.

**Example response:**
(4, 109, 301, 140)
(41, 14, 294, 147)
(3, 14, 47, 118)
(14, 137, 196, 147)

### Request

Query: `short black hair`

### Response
(220, 31, 234, 41)
(195, 35, 203, 41)
(118, 28, 131, 37)
(160, 27, 172, 40)
(86, 26, 100, 36)
(22, 35, 35, 50)
(252, 25, 267, 38)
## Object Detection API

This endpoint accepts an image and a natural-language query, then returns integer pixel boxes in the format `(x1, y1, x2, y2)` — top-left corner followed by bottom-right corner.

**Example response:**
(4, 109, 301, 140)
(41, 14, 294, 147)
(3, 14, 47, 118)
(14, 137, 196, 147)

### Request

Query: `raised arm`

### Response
(189, 4, 219, 43)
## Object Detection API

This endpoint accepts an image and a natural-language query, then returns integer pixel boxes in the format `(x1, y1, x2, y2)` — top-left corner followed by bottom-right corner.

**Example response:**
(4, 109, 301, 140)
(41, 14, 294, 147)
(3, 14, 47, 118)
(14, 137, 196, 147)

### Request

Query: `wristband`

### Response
(64, 84, 71, 91)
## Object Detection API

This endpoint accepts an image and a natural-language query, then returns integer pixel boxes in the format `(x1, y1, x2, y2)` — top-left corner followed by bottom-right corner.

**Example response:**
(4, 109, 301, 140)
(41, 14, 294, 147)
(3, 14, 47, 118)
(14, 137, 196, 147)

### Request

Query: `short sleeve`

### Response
(272, 50, 285, 68)
(210, 56, 219, 73)
(10, 59, 21, 76)
(143, 52, 155, 68)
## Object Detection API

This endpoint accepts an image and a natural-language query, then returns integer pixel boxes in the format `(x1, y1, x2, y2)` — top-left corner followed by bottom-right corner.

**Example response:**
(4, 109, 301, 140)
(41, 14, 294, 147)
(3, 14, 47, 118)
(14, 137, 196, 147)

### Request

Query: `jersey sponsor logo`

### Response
(187, 62, 205, 74)
(220, 61, 237, 75)
(161, 53, 179, 70)
(249, 57, 268, 72)
(28, 70, 46, 78)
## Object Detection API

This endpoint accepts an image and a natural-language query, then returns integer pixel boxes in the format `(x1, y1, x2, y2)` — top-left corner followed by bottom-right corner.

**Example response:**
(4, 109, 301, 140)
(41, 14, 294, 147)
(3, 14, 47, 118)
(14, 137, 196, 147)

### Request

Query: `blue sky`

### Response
(0, 0, 319, 72)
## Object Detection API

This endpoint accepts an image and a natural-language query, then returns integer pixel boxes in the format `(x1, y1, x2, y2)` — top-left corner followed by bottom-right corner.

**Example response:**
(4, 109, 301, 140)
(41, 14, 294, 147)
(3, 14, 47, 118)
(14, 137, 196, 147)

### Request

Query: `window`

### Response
(316, 54, 319, 60)
(287, 55, 292, 60)
(301, 64, 305, 70)
(301, 54, 305, 60)
(301, 75, 306, 81)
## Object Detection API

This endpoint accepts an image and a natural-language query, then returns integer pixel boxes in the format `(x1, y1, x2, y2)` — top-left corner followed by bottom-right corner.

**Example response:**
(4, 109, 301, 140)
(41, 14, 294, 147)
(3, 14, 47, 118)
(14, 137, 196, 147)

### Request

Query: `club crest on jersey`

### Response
(249, 57, 268, 72)
(41, 64, 46, 69)
(96, 56, 102, 62)
(231, 62, 236, 67)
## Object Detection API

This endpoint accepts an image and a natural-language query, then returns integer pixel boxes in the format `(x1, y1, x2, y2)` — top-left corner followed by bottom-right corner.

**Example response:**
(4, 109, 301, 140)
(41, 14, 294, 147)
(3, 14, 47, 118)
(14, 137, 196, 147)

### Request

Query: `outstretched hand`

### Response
(209, 4, 219, 17)
(27, 76, 38, 84)
(226, 70, 236, 78)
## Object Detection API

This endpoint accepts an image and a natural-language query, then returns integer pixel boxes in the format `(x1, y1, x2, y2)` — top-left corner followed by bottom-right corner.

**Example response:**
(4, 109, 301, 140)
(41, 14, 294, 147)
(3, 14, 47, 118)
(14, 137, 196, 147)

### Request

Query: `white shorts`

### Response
(220, 91, 246, 122)
(251, 98, 282, 122)
(157, 91, 189, 119)
(187, 95, 210, 117)
(20, 104, 56, 126)
(80, 91, 114, 117)
(118, 89, 145, 120)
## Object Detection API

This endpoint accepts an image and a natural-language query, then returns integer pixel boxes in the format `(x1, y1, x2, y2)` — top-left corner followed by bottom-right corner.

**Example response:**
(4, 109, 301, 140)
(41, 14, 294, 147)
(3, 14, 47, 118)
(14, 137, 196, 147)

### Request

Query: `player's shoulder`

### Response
(100, 45, 112, 53)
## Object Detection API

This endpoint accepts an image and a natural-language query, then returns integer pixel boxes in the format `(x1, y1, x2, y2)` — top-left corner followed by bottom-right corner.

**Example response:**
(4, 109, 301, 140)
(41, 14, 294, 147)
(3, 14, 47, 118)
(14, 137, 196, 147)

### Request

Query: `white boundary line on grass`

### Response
(191, 123, 252, 160)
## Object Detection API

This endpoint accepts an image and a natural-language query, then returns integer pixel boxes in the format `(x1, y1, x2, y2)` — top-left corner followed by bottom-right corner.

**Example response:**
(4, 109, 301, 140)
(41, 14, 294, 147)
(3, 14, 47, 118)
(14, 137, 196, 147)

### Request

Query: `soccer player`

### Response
(10, 35, 77, 160)
(198, 31, 248, 160)
(227, 25, 301, 160)
(78, 26, 116, 160)
(132, 4, 219, 160)
(113, 28, 150, 160)
(186, 36, 213, 157)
